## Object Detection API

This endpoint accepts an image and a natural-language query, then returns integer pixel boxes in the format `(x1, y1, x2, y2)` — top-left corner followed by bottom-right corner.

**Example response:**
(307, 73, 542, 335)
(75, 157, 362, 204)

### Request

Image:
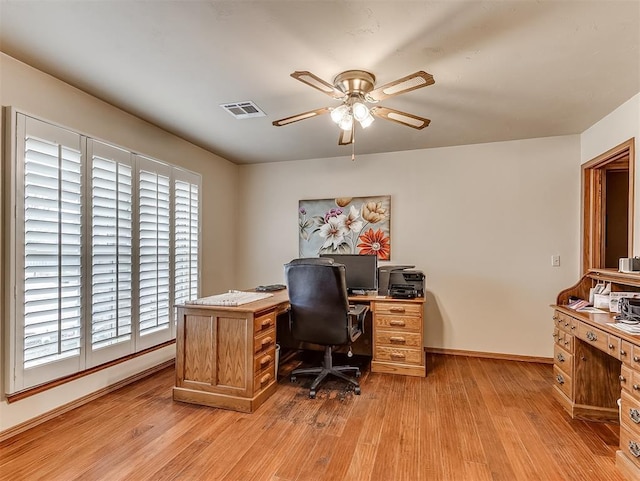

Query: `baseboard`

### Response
(425, 347, 553, 364)
(0, 359, 175, 442)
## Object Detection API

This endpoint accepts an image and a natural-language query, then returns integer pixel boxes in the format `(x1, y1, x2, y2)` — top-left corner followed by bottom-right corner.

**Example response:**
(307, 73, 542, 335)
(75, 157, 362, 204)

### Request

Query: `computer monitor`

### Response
(320, 253, 378, 294)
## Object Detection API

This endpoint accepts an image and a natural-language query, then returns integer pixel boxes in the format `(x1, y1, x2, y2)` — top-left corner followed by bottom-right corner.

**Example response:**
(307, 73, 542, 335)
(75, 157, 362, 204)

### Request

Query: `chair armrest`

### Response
(348, 304, 368, 340)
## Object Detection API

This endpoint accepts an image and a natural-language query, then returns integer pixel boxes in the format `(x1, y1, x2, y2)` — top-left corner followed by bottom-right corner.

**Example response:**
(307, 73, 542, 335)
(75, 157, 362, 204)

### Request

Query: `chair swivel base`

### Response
(290, 346, 361, 399)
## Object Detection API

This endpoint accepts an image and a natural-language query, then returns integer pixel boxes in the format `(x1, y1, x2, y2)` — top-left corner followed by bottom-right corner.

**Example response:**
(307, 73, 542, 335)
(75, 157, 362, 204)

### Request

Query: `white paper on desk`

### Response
(608, 322, 640, 334)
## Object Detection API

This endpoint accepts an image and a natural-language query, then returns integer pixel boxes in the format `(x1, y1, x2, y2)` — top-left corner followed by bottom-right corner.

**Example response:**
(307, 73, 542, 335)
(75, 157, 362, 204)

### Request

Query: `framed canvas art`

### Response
(298, 195, 391, 260)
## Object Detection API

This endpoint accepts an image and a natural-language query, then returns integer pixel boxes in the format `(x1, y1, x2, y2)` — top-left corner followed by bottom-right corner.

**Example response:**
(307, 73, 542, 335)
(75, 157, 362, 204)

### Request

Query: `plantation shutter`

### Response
(173, 171, 200, 316)
(14, 115, 85, 391)
(87, 140, 134, 365)
(137, 157, 172, 348)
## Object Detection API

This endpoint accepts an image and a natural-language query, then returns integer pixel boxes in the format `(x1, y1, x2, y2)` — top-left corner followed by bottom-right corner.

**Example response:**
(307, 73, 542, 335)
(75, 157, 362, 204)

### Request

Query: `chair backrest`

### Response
(284, 258, 351, 346)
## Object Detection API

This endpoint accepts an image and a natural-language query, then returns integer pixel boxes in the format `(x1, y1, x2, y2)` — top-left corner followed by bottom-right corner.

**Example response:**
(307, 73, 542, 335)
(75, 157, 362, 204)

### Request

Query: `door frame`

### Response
(582, 138, 635, 272)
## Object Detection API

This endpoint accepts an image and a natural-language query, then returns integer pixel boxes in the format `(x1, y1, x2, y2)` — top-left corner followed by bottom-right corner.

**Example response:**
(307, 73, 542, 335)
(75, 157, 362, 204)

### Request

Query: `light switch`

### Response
(551, 255, 561, 267)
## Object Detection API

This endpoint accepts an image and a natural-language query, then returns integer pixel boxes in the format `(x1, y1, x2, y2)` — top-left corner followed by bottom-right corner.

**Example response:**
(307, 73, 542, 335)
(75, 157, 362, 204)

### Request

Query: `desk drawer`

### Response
(254, 348, 276, 374)
(620, 425, 640, 470)
(254, 312, 275, 334)
(375, 346, 423, 366)
(577, 323, 608, 352)
(254, 370, 275, 393)
(622, 365, 640, 402)
(553, 364, 572, 399)
(374, 302, 422, 317)
(375, 330, 422, 348)
(621, 391, 640, 437)
(553, 344, 573, 371)
(606, 335, 621, 360)
(254, 329, 276, 355)
(375, 315, 422, 332)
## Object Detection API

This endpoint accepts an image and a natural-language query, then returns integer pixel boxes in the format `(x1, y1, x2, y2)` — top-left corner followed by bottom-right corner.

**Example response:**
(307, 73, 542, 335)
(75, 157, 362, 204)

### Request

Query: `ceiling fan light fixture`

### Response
(330, 104, 349, 124)
(358, 112, 375, 129)
(352, 101, 369, 122)
(338, 114, 353, 131)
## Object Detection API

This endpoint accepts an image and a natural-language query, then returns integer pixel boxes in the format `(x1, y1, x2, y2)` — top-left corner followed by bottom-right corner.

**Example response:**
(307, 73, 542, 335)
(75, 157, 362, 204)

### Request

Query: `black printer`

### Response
(377, 265, 425, 298)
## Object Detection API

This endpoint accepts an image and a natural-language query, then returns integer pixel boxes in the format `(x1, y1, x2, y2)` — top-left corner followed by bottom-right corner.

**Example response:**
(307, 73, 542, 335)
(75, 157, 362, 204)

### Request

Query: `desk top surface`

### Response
(177, 289, 425, 314)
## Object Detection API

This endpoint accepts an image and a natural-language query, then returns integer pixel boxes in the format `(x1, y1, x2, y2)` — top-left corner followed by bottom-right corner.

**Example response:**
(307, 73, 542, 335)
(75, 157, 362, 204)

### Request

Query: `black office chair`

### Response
(284, 258, 368, 398)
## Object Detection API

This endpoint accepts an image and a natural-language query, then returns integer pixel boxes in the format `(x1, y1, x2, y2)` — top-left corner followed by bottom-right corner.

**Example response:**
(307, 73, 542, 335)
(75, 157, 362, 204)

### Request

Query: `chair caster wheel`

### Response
(290, 376, 297, 383)
(309, 390, 316, 399)
(354, 386, 361, 395)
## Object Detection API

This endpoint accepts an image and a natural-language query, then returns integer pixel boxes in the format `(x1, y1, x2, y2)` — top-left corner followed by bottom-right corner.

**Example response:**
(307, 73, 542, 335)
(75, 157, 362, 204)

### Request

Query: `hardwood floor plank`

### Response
(0, 355, 631, 481)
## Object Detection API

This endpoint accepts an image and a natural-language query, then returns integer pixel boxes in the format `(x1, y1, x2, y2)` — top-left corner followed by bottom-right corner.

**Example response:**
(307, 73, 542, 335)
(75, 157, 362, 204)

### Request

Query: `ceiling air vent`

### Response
(220, 101, 266, 119)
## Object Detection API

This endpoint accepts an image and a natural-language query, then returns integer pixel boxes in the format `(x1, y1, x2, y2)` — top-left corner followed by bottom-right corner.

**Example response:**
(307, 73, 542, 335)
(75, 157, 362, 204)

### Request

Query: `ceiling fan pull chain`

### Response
(351, 129, 356, 161)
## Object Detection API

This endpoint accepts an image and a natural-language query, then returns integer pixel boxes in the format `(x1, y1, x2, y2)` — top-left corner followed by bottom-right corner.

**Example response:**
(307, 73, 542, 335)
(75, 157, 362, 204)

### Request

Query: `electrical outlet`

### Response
(551, 255, 561, 267)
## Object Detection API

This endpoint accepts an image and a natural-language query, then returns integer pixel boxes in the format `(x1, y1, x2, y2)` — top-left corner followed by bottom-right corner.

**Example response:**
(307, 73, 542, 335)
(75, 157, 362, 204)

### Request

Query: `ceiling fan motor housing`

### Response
(333, 70, 376, 96)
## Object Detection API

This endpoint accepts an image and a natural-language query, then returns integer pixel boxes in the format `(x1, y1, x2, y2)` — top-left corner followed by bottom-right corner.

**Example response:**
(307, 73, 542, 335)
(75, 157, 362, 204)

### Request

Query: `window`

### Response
(6, 111, 201, 394)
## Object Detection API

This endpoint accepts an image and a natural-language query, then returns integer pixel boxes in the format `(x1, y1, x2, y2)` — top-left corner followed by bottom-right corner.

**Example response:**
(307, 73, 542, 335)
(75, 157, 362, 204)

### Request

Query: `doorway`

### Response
(582, 138, 635, 271)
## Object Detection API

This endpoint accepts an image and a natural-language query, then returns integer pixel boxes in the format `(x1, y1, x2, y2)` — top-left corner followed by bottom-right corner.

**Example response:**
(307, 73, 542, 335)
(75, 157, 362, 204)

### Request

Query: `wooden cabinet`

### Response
(371, 298, 426, 377)
(173, 291, 289, 413)
(554, 269, 640, 481)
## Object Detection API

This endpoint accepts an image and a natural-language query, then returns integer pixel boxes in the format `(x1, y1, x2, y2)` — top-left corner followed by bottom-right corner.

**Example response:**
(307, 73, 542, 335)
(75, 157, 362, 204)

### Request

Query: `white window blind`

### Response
(7, 111, 201, 394)
(138, 159, 171, 345)
(23, 137, 83, 369)
(174, 177, 199, 309)
(90, 141, 133, 361)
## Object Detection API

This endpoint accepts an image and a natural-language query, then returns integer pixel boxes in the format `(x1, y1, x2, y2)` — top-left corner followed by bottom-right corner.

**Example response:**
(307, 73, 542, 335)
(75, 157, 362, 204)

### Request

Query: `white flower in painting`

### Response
(344, 205, 363, 234)
(319, 215, 349, 249)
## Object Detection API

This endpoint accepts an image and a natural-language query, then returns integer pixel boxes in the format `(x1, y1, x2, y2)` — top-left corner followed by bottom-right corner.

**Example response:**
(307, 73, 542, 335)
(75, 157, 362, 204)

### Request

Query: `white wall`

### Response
(0, 53, 239, 432)
(581, 93, 640, 253)
(237, 136, 581, 358)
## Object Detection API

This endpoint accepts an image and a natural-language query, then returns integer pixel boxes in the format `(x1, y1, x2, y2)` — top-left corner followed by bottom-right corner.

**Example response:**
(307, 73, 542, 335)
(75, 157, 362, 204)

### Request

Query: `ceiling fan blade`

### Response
(366, 71, 434, 102)
(291, 71, 347, 100)
(338, 125, 354, 145)
(370, 106, 431, 130)
(272, 107, 330, 127)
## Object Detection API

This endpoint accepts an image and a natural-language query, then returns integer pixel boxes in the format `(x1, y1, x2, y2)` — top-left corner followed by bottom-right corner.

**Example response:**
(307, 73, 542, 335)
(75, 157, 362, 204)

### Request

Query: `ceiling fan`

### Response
(272, 69, 435, 146)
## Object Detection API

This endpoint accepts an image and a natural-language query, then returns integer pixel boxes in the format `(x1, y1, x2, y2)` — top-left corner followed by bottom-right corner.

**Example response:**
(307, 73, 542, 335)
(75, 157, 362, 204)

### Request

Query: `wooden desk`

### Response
(554, 269, 640, 481)
(173, 291, 426, 413)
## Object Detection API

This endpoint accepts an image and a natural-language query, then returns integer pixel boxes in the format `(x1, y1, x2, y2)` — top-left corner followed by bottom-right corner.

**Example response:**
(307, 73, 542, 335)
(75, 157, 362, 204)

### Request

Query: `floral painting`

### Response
(298, 196, 391, 260)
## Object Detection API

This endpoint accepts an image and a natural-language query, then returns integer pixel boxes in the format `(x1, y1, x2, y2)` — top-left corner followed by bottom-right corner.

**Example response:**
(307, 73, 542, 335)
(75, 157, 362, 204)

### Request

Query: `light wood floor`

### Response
(0, 353, 627, 481)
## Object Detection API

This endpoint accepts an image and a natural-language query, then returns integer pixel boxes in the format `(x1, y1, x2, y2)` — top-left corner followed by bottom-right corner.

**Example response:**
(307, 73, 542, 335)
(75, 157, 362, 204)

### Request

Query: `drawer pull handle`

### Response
(564, 322, 570, 327)
(620, 375, 627, 383)
(389, 307, 406, 313)
(552, 333, 558, 338)
(630, 409, 640, 424)
(609, 343, 614, 350)
(260, 355, 272, 367)
(389, 336, 406, 344)
(634, 355, 640, 363)
(390, 320, 406, 327)
(633, 384, 640, 391)
(553, 315, 559, 321)
(564, 341, 570, 346)
(571, 325, 576, 330)
(260, 373, 272, 385)
(391, 352, 406, 360)
(260, 319, 272, 329)
(621, 350, 627, 357)
(586, 331, 597, 342)
(261, 337, 273, 348)
(556, 374, 565, 385)
(629, 441, 640, 458)
(556, 353, 565, 363)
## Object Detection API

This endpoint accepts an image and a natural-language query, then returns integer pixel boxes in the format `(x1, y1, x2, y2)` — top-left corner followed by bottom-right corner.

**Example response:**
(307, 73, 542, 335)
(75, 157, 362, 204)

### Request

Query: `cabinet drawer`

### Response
(622, 366, 640, 402)
(375, 330, 422, 348)
(606, 335, 621, 360)
(374, 302, 422, 317)
(577, 323, 608, 352)
(553, 364, 572, 399)
(631, 344, 640, 370)
(253, 329, 276, 355)
(253, 312, 275, 334)
(620, 425, 640, 470)
(375, 315, 422, 332)
(374, 346, 423, 366)
(254, 370, 275, 393)
(621, 391, 640, 437)
(253, 348, 275, 374)
(553, 344, 573, 372)
(621, 340, 633, 365)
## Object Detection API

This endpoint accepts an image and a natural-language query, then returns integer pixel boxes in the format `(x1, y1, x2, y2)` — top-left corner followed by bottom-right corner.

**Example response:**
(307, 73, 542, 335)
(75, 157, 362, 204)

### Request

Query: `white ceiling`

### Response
(1, 1, 639, 165)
